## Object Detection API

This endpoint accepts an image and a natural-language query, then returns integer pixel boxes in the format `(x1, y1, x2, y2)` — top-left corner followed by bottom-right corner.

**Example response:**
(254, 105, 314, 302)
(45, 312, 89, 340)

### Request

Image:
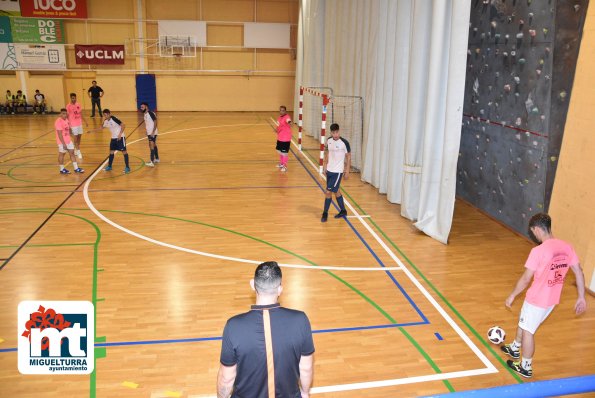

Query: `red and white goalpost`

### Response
(299, 86, 330, 174)
(298, 86, 364, 174)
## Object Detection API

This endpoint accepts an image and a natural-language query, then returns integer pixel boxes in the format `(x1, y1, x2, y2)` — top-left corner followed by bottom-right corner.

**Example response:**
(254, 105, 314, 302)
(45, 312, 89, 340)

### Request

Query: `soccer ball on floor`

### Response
(487, 326, 506, 344)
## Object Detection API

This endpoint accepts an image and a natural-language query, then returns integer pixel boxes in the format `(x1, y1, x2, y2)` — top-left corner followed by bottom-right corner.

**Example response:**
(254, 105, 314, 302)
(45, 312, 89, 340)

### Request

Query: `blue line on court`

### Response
(0, 321, 427, 353)
(435, 332, 444, 341)
(290, 148, 429, 324)
(0, 185, 318, 195)
(425, 374, 595, 398)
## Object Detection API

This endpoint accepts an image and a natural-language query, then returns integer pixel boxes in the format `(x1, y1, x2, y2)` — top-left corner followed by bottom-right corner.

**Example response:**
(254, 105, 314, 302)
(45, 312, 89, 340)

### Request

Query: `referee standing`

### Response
(217, 261, 315, 398)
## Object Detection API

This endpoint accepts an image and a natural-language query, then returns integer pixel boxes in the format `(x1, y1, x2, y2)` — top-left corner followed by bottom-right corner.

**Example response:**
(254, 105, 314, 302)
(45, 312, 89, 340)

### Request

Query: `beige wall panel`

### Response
(202, 0, 255, 21)
(88, 0, 134, 19)
(146, 0, 201, 20)
(156, 75, 294, 111)
(550, 10, 595, 289)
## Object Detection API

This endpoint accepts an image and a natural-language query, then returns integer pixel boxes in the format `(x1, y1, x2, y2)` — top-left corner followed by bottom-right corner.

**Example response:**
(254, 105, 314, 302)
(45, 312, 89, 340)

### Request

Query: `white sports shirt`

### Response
(326, 137, 351, 173)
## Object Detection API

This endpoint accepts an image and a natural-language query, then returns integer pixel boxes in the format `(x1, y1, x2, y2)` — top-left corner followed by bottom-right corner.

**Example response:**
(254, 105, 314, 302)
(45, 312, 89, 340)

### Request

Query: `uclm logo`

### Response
(18, 301, 94, 374)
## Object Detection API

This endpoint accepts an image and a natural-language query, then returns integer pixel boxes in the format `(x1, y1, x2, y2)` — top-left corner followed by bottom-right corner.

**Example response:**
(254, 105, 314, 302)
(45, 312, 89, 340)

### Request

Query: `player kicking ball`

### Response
(55, 109, 84, 174)
(321, 123, 350, 222)
(89, 109, 130, 174)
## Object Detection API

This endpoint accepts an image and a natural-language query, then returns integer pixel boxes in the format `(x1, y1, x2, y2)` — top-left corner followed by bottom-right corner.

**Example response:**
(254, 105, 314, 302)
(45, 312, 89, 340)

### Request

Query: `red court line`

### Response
(463, 113, 549, 138)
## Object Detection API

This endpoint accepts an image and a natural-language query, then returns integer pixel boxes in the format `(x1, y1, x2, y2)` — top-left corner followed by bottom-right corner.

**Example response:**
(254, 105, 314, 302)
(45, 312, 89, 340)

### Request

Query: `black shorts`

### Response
(110, 137, 126, 151)
(147, 135, 158, 143)
(276, 140, 290, 154)
(326, 171, 343, 193)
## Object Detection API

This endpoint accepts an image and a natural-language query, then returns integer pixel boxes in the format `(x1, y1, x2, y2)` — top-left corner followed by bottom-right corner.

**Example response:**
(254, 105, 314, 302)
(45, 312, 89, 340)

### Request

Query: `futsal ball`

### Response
(487, 326, 506, 344)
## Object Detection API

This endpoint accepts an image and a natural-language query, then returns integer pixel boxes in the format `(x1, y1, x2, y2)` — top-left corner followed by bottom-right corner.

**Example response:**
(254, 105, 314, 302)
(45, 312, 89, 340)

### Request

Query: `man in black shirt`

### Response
(218, 261, 315, 398)
(87, 80, 104, 117)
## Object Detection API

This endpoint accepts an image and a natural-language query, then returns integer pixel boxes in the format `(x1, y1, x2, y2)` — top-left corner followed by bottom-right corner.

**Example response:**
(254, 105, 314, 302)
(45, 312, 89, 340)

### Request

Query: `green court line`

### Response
(62, 206, 454, 391)
(299, 147, 523, 384)
(6, 154, 146, 185)
(0, 209, 103, 397)
(0, 242, 94, 248)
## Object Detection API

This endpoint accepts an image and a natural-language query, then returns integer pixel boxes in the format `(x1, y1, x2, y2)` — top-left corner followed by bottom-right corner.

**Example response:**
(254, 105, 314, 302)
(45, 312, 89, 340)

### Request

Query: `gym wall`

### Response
(549, 5, 595, 290)
(0, 0, 298, 112)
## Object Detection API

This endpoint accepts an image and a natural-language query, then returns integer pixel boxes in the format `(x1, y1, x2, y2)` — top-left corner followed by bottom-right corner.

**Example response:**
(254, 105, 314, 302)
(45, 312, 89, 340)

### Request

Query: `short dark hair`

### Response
(254, 261, 282, 294)
(529, 213, 551, 233)
(330, 123, 340, 132)
(17, 90, 21, 93)
(92, 80, 97, 84)
(280, 105, 287, 111)
(35, 89, 39, 92)
(70, 93, 76, 97)
(103, 109, 110, 114)
(60, 108, 67, 112)
(141, 102, 149, 107)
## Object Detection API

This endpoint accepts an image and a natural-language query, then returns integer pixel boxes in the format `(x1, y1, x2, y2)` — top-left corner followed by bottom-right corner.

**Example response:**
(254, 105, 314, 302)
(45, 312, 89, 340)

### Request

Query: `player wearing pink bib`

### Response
(55, 109, 84, 174)
(275, 106, 292, 172)
(66, 93, 89, 160)
(502, 213, 586, 378)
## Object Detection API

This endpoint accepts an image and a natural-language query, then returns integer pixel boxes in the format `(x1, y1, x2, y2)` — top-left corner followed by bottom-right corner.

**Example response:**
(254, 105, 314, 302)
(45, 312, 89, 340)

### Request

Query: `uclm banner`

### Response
(19, 0, 87, 19)
(75, 44, 125, 65)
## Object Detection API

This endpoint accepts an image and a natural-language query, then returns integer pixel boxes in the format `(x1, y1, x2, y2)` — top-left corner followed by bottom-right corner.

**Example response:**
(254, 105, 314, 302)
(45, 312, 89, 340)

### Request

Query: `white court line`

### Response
(292, 139, 499, 387)
(81, 123, 497, 393)
(82, 124, 403, 272)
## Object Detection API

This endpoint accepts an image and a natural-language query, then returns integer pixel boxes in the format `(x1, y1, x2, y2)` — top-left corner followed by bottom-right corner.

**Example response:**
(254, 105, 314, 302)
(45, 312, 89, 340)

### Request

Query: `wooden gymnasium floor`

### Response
(0, 111, 593, 398)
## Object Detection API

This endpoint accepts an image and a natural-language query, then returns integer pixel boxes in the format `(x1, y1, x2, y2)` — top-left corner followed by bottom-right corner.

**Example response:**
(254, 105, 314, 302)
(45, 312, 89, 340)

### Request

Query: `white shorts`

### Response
(58, 142, 75, 153)
(71, 125, 84, 135)
(518, 300, 555, 334)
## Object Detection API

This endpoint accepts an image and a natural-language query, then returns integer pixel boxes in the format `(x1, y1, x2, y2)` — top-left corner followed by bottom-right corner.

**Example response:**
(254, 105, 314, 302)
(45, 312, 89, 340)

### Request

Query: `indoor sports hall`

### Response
(0, 1, 594, 397)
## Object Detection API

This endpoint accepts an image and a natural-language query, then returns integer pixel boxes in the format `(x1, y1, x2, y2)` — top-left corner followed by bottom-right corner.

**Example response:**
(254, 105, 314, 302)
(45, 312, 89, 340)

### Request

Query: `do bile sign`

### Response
(19, 0, 88, 19)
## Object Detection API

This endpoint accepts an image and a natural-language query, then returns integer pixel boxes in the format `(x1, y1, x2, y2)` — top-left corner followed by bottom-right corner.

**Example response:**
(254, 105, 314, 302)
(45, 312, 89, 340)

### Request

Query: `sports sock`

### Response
(150, 149, 155, 162)
(323, 198, 332, 213)
(336, 195, 345, 211)
(124, 154, 130, 167)
(154, 146, 159, 160)
(73, 162, 79, 169)
(521, 357, 532, 369)
(108, 154, 114, 167)
(59, 165, 65, 171)
(279, 154, 283, 165)
(511, 340, 521, 351)
(282, 154, 288, 166)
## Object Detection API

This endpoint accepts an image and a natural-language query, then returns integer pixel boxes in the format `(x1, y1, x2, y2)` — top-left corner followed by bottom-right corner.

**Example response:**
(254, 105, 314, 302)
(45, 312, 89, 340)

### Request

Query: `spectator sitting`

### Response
(33, 90, 46, 114)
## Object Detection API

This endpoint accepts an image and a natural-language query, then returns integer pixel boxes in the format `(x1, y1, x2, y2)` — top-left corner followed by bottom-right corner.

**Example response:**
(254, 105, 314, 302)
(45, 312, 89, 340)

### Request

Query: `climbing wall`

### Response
(457, 0, 589, 235)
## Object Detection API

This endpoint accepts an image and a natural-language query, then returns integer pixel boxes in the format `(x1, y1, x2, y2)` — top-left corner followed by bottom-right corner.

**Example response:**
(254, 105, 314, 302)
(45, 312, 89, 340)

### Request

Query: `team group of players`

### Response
(54, 97, 159, 174)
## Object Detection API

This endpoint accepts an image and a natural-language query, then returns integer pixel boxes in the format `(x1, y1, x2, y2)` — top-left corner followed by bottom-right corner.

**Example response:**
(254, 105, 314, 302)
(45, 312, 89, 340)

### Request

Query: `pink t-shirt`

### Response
(277, 114, 292, 142)
(66, 102, 83, 127)
(525, 238, 579, 308)
(55, 118, 71, 145)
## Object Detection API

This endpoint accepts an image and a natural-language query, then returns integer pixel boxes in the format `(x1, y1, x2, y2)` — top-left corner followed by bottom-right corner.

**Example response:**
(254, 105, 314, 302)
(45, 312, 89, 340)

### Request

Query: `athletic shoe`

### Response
(276, 164, 283, 168)
(280, 166, 287, 172)
(507, 360, 532, 378)
(124, 167, 131, 174)
(145, 161, 155, 167)
(60, 169, 70, 174)
(33, 111, 37, 115)
(154, 158, 160, 163)
(501, 344, 520, 359)
(321, 212, 328, 222)
(334, 209, 347, 218)
(104, 165, 112, 171)
(74, 168, 84, 173)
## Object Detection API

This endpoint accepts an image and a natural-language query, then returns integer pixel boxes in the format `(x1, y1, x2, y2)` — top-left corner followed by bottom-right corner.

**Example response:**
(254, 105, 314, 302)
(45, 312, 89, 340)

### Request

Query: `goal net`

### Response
(298, 86, 363, 173)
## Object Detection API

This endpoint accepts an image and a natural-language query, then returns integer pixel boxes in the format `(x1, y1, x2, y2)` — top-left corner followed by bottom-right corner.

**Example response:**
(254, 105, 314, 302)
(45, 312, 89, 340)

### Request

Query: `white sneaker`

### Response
(154, 159, 160, 163)
(280, 166, 287, 172)
(276, 164, 283, 168)
(145, 161, 155, 167)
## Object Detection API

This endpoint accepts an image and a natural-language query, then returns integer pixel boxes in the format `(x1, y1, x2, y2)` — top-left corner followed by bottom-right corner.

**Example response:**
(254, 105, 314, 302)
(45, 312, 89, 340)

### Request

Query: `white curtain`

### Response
(296, 0, 470, 243)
